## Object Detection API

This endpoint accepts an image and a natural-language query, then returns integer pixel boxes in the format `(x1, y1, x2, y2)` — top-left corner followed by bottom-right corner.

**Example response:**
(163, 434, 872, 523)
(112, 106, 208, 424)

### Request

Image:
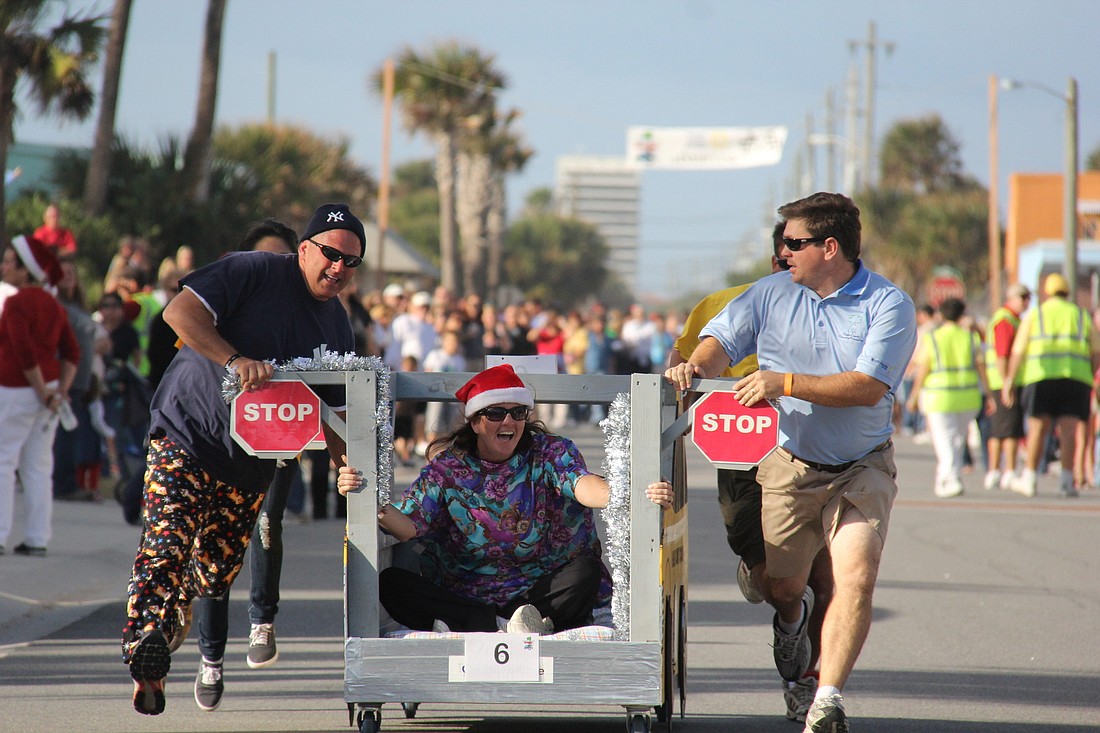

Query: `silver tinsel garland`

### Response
(599, 392, 632, 639)
(221, 351, 395, 504)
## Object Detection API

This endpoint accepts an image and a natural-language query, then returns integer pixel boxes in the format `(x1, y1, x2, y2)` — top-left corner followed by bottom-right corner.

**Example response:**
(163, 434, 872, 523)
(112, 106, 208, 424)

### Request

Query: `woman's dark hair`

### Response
(238, 219, 298, 252)
(427, 415, 551, 460)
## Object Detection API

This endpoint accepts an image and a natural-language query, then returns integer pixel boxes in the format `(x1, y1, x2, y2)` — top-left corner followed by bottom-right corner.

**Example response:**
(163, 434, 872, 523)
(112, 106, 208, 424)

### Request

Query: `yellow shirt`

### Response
(673, 284, 758, 378)
(562, 326, 588, 375)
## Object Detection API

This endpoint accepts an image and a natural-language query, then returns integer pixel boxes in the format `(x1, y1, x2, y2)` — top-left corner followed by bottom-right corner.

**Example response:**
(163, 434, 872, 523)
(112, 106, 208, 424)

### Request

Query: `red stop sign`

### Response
(230, 380, 322, 459)
(690, 391, 780, 469)
(927, 275, 965, 309)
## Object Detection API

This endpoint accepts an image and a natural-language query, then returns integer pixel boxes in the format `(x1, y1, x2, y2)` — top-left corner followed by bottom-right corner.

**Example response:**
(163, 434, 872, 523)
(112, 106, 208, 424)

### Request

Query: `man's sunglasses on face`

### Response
(781, 236, 828, 252)
(309, 238, 363, 268)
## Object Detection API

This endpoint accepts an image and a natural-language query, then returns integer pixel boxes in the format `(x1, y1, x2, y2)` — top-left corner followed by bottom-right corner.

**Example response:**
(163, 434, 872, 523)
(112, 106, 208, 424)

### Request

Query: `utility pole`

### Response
(804, 112, 816, 195)
(988, 75, 1002, 307)
(1065, 77, 1078, 301)
(266, 51, 276, 122)
(844, 61, 859, 192)
(848, 21, 894, 190)
(824, 87, 837, 192)
(375, 57, 395, 289)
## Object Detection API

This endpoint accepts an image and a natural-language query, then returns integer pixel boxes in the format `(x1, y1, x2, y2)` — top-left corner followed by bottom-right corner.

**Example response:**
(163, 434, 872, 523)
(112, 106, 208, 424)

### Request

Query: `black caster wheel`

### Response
(356, 708, 381, 733)
(402, 702, 419, 718)
(628, 713, 651, 733)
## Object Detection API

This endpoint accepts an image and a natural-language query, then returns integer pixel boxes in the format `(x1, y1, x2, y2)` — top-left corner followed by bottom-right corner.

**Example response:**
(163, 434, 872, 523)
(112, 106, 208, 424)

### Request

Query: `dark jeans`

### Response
(309, 449, 345, 519)
(379, 554, 602, 633)
(52, 390, 91, 497)
(196, 460, 299, 661)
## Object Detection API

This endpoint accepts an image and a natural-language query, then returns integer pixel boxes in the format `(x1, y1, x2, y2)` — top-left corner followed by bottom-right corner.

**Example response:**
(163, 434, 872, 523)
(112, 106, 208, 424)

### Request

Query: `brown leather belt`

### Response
(787, 440, 891, 474)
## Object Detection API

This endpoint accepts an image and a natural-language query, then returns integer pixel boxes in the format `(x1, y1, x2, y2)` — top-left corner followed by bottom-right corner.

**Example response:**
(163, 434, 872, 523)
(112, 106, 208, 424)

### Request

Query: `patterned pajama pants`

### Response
(121, 437, 264, 662)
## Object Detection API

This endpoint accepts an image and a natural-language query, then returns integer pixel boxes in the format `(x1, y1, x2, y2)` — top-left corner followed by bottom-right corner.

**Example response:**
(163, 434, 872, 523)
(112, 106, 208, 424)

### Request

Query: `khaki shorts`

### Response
(755, 442, 898, 579)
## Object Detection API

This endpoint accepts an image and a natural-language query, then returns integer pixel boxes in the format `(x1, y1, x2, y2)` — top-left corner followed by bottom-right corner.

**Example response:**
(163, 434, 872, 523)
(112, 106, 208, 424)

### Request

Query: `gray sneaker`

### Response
(802, 692, 847, 732)
(784, 676, 818, 722)
(247, 622, 279, 669)
(737, 559, 764, 604)
(1059, 474, 1079, 498)
(194, 659, 224, 712)
(773, 587, 814, 682)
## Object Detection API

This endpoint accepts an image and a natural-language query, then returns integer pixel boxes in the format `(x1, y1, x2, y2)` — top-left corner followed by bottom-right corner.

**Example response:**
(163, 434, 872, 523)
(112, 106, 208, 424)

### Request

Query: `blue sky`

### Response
(16, 0, 1100, 300)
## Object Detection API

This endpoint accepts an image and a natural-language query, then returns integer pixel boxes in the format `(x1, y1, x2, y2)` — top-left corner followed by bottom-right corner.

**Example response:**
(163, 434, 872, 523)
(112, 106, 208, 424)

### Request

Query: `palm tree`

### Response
(878, 115, 967, 194)
(484, 112, 531, 301)
(456, 114, 494, 297)
(83, 0, 131, 216)
(180, 0, 227, 204)
(457, 109, 532, 300)
(0, 0, 105, 242)
(375, 42, 505, 294)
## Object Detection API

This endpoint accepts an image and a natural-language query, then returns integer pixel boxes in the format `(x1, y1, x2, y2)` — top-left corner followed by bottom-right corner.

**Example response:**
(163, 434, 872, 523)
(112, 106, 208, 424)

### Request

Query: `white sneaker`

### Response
(506, 604, 552, 635)
(935, 479, 964, 498)
(983, 470, 1002, 491)
(1011, 470, 1037, 497)
(999, 470, 1016, 491)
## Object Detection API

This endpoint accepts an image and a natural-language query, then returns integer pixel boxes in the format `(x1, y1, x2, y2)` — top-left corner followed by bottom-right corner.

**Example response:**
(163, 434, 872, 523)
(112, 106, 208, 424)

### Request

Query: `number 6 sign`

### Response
(463, 633, 540, 682)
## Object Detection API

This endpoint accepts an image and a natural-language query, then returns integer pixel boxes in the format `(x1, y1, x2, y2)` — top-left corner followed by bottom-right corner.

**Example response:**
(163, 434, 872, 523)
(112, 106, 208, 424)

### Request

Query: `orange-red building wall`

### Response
(1006, 171, 1100, 281)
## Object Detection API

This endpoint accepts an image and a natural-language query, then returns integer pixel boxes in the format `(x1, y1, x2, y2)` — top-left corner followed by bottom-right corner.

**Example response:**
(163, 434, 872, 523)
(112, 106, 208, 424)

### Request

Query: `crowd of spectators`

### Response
(11, 207, 685, 521)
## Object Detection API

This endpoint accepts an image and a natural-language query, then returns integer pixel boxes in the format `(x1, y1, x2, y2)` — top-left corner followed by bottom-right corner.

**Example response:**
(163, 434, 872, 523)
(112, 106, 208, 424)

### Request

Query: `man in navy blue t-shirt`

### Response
(122, 203, 365, 716)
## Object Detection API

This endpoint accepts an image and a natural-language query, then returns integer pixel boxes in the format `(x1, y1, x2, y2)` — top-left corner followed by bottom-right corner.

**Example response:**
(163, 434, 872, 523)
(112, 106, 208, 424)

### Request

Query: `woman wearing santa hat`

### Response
(0, 235, 80, 556)
(337, 363, 673, 634)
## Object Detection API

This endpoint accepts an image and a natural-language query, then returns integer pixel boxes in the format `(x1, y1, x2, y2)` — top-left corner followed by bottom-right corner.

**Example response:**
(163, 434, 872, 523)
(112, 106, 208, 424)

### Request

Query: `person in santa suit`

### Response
(0, 235, 80, 557)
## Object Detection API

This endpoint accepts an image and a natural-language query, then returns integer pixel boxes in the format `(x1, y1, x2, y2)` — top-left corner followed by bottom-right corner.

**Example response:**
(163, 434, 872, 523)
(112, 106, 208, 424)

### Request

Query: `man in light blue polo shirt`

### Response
(665, 192, 916, 733)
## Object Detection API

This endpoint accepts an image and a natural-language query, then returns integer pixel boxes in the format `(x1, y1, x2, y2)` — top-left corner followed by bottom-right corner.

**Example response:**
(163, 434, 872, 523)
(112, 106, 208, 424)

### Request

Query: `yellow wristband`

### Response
(784, 372, 794, 397)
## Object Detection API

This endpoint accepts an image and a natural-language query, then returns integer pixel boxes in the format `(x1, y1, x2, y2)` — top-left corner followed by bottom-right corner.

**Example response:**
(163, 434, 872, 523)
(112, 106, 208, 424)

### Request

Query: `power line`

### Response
(400, 60, 502, 93)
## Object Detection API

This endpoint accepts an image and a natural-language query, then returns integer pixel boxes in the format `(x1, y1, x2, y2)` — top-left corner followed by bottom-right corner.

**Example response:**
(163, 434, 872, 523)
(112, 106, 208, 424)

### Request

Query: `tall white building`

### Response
(555, 155, 641, 292)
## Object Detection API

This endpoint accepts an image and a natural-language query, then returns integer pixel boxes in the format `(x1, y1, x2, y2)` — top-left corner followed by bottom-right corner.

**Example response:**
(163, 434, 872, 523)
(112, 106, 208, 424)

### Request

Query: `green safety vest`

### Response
(130, 291, 164, 377)
(1020, 297, 1093, 387)
(920, 322, 981, 414)
(984, 306, 1021, 391)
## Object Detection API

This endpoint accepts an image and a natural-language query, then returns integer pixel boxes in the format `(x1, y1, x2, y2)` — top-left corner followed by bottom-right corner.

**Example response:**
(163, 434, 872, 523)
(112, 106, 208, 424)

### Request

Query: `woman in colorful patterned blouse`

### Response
(339, 364, 673, 634)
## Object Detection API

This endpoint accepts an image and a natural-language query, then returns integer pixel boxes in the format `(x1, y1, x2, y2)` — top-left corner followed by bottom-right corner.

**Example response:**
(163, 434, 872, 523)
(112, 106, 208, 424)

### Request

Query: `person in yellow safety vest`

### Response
(983, 283, 1032, 491)
(1002, 272, 1100, 498)
(906, 298, 991, 498)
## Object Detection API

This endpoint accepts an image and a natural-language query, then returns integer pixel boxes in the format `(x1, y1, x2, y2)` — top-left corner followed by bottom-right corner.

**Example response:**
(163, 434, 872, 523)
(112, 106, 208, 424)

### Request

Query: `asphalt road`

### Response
(1, 424, 1098, 732)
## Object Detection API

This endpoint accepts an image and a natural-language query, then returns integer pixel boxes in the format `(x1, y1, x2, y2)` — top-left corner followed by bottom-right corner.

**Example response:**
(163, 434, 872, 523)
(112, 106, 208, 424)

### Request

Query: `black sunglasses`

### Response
(782, 236, 828, 252)
(476, 405, 531, 422)
(308, 238, 363, 268)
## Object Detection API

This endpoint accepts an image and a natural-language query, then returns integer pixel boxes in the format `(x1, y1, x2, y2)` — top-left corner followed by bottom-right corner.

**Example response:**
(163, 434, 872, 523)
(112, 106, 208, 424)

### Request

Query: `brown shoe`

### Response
(168, 604, 192, 654)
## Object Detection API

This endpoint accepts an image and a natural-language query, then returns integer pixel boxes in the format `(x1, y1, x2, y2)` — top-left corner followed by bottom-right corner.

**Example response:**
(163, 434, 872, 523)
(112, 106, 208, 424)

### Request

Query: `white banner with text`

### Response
(626, 125, 788, 170)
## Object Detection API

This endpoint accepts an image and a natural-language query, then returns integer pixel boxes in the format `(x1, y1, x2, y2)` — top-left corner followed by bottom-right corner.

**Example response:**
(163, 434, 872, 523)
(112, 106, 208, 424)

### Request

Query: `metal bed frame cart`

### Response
(334, 369, 689, 733)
